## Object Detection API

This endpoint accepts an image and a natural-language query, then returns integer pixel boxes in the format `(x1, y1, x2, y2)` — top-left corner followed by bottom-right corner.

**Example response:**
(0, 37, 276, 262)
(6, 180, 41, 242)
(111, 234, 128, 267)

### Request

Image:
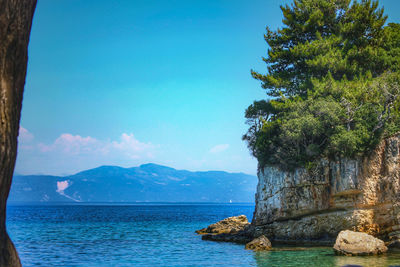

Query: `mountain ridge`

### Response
(9, 163, 257, 203)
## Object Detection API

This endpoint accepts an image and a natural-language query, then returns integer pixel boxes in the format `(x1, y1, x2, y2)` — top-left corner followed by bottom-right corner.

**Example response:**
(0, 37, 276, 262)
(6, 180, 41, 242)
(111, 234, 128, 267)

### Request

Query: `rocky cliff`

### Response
(252, 135, 400, 245)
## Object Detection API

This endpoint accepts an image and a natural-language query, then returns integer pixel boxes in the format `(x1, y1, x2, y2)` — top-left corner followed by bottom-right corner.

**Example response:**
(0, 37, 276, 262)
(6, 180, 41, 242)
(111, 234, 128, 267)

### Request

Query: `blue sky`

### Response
(15, 0, 400, 176)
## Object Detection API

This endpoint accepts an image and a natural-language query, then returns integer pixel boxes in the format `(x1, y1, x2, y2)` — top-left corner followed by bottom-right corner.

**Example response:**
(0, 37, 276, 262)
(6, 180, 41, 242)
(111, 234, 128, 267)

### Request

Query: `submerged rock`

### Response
(196, 215, 253, 243)
(388, 239, 400, 249)
(201, 231, 253, 243)
(333, 230, 388, 256)
(245, 235, 272, 251)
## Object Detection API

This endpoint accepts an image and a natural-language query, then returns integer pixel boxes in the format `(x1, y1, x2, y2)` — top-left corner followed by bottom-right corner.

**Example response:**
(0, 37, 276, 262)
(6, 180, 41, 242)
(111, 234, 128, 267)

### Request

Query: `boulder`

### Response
(195, 215, 249, 235)
(333, 230, 388, 256)
(245, 235, 272, 251)
(196, 215, 254, 243)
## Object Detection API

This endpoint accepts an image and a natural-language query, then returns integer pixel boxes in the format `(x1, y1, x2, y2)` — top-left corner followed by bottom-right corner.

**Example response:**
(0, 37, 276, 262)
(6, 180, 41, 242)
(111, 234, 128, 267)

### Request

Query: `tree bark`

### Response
(0, 1, 36, 266)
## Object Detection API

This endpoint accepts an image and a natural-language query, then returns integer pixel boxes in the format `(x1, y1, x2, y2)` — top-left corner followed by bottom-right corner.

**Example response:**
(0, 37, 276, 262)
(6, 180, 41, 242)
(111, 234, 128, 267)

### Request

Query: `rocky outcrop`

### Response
(333, 230, 388, 255)
(253, 135, 400, 245)
(196, 215, 253, 243)
(245, 235, 272, 251)
(196, 215, 250, 235)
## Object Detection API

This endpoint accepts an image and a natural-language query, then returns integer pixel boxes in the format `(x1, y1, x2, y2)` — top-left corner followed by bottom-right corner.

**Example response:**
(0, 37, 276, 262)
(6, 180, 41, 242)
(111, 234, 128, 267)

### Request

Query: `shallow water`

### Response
(6, 204, 400, 266)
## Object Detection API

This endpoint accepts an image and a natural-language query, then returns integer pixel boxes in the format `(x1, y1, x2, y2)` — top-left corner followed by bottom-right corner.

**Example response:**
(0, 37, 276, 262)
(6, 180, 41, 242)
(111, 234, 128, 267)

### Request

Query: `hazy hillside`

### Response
(9, 164, 257, 203)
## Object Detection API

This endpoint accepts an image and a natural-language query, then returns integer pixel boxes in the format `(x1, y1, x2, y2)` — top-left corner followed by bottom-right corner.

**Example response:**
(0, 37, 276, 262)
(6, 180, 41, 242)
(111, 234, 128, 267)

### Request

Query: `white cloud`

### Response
(36, 132, 155, 158)
(15, 129, 258, 176)
(110, 133, 155, 159)
(209, 144, 229, 154)
(19, 127, 34, 143)
(39, 134, 99, 154)
(16, 131, 157, 175)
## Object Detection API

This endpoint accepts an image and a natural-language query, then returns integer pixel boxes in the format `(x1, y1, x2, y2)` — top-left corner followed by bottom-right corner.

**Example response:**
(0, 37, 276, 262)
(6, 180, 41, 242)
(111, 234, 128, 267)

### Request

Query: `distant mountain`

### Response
(8, 164, 257, 203)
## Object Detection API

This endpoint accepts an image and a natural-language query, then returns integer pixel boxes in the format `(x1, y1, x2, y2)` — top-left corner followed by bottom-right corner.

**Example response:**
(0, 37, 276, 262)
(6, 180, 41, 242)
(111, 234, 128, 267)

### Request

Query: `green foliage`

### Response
(244, 0, 400, 170)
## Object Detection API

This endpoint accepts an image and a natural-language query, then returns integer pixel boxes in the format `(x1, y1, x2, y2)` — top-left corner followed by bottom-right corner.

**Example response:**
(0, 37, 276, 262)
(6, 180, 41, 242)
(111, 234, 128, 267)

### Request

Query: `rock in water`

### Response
(245, 235, 272, 251)
(333, 230, 388, 256)
(196, 215, 253, 243)
(388, 239, 400, 249)
(195, 215, 249, 235)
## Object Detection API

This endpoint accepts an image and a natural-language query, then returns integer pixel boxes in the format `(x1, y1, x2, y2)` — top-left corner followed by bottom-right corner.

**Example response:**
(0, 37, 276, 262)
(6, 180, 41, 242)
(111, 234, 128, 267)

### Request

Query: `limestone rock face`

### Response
(196, 215, 249, 235)
(253, 135, 400, 245)
(245, 235, 272, 251)
(333, 230, 388, 255)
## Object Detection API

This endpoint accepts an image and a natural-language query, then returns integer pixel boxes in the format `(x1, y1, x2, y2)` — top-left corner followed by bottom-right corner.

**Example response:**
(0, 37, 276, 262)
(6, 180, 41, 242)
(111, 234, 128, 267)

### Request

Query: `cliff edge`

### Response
(253, 135, 400, 245)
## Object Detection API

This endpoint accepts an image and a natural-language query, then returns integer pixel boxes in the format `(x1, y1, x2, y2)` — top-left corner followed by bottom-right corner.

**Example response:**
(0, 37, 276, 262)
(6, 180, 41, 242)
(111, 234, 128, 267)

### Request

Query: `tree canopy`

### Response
(244, 0, 400, 170)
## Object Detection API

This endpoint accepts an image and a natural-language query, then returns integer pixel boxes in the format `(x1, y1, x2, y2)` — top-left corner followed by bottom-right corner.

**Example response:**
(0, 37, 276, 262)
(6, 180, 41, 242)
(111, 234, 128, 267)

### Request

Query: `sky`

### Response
(15, 0, 400, 176)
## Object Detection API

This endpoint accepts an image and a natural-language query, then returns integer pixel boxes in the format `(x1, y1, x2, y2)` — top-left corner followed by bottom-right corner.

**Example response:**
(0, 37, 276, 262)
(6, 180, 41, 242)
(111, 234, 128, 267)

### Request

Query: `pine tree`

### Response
(251, 0, 394, 97)
(245, 0, 400, 170)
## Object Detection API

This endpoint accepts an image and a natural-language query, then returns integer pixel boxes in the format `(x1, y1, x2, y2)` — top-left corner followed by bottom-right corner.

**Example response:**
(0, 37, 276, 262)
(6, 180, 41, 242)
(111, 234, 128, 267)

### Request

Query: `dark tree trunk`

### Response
(0, 1, 36, 266)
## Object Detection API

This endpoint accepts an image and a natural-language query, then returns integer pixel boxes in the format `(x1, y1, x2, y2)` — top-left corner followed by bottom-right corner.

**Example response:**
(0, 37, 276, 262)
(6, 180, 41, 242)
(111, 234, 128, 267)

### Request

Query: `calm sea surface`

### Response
(6, 204, 400, 266)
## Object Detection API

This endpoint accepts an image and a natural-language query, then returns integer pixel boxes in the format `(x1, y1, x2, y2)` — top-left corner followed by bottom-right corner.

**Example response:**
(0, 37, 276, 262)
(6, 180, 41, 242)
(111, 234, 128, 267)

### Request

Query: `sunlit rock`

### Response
(252, 135, 400, 245)
(245, 235, 272, 251)
(333, 230, 387, 256)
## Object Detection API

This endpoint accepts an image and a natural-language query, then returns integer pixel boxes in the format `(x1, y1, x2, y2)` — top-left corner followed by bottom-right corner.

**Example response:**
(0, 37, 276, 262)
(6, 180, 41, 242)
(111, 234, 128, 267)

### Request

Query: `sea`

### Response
(6, 203, 400, 267)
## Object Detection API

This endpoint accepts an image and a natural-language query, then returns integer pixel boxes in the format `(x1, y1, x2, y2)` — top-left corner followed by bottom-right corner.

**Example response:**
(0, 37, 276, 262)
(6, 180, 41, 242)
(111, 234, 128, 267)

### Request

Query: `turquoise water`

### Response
(6, 204, 400, 266)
